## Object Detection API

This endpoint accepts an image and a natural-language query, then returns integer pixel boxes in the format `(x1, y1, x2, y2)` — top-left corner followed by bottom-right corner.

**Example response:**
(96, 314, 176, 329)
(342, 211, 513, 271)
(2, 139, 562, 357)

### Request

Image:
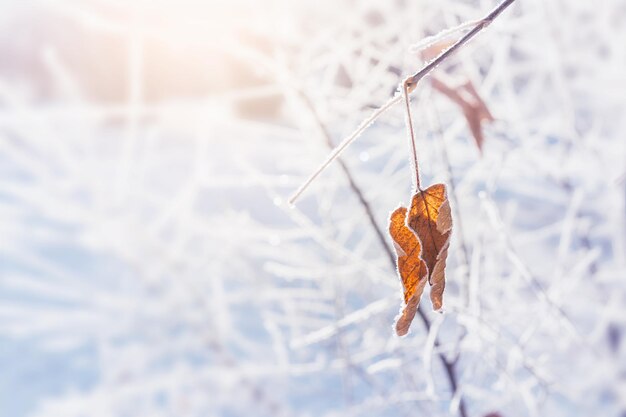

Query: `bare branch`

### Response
(289, 0, 518, 205)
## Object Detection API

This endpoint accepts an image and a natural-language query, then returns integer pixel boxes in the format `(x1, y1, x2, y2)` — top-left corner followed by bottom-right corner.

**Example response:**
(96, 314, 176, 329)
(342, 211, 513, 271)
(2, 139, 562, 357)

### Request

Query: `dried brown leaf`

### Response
(431, 76, 494, 152)
(389, 184, 453, 335)
(419, 40, 494, 152)
(408, 184, 452, 311)
(389, 207, 428, 336)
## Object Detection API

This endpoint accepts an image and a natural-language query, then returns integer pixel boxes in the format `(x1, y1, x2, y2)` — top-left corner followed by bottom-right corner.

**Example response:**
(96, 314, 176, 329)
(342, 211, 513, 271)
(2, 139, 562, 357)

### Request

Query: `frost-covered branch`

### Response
(289, 0, 518, 205)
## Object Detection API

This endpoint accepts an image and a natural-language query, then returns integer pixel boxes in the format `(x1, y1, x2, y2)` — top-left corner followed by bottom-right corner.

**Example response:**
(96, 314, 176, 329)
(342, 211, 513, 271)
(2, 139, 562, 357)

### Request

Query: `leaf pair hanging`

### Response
(287, 0, 519, 337)
(389, 79, 453, 337)
(389, 184, 452, 336)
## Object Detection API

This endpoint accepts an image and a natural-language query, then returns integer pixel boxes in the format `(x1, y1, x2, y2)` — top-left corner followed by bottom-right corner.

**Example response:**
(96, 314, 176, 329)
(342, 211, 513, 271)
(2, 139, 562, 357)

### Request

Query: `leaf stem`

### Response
(403, 78, 422, 192)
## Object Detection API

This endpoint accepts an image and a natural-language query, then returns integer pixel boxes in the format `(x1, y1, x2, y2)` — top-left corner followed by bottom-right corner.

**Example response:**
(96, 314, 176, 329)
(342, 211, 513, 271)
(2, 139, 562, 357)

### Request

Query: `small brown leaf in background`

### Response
(389, 184, 453, 335)
(431, 75, 494, 151)
(420, 40, 494, 152)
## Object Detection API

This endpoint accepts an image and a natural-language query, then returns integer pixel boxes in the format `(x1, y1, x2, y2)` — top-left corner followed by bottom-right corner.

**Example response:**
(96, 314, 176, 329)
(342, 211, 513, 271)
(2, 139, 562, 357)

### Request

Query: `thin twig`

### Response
(481, 193, 598, 356)
(409, 19, 482, 54)
(297, 91, 397, 267)
(288, 94, 402, 205)
(289, 0, 518, 205)
(405, 0, 517, 88)
(416, 308, 468, 417)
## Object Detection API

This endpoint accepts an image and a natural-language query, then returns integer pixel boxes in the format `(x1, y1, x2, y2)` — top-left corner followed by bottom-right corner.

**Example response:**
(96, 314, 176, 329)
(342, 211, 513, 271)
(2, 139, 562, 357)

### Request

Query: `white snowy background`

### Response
(0, 1, 625, 416)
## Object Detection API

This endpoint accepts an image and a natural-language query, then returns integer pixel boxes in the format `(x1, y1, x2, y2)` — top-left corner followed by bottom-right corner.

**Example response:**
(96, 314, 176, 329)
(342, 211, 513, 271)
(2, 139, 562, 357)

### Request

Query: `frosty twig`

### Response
(288, 0, 518, 205)
(288, 94, 402, 205)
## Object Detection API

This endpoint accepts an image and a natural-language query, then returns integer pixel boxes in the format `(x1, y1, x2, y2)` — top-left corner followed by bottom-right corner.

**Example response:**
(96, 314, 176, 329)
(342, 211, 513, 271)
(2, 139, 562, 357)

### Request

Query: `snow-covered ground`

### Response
(0, 1, 625, 416)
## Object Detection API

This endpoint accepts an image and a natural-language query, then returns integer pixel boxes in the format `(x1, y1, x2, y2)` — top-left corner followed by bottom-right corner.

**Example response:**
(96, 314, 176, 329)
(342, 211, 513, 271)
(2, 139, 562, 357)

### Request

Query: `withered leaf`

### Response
(389, 207, 428, 336)
(408, 184, 452, 311)
(419, 40, 494, 152)
(431, 75, 494, 152)
(389, 184, 453, 336)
